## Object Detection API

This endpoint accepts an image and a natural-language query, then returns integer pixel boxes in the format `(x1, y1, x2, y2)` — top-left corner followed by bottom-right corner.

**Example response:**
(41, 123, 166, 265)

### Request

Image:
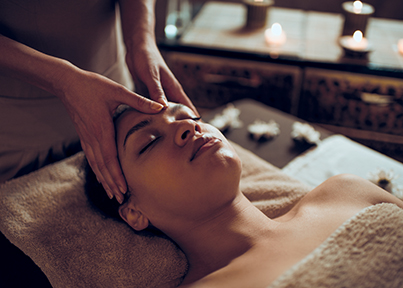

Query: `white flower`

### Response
(367, 168, 398, 193)
(209, 104, 243, 131)
(247, 120, 280, 141)
(291, 122, 321, 145)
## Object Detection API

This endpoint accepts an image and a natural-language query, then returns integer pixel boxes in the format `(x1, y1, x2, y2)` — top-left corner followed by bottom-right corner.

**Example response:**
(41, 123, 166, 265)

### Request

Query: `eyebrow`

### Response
(122, 104, 188, 150)
(123, 118, 152, 149)
(168, 103, 186, 116)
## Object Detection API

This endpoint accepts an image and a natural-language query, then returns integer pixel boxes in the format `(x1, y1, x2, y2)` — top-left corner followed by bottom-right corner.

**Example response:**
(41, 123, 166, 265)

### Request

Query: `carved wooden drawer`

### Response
(164, 52, 302, 113)
(298, 68, 403, 161)
(299, 68, 403, 136)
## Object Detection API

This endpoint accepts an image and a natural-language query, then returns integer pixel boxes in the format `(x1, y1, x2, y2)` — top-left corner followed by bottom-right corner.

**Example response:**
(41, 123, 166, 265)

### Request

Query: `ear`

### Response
(119, 203, 149, 231)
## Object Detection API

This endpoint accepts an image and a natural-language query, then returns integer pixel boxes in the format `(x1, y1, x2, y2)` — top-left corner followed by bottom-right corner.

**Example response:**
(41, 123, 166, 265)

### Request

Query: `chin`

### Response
(207, 150, 242, 190)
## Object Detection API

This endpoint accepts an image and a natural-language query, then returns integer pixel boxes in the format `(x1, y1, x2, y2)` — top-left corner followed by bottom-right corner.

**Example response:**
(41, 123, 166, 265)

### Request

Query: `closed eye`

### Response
(139, 136, 161, 154)
(192, 117, 201, 122)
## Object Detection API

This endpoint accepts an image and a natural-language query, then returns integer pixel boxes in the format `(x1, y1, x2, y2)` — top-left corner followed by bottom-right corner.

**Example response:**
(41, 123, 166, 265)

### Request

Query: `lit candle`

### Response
(265, 23, 287, 46)
(341, 1, 374, 36)
(243, 0, 274, 29)
(348, 30, 368, 50)
(353, 0, 363, 13)
(339, 30, 371, 57)
(164, 24, 178, 39)
(398, 39, 403, 55)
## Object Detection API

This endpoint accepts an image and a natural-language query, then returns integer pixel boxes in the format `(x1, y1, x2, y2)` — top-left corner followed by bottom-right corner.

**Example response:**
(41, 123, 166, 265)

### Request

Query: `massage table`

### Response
(1, 99, 402, 288)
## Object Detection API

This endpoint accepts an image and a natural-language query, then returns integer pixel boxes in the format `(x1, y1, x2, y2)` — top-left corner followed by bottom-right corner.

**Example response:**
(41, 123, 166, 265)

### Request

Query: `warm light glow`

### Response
(254, 0, 264, 2)
(271, 23, 282, 36)
(340, 30, 368, 51)
(264, 23, 286, 46)
(164, 24, 178, 39)
(398, 39, 403, 55)
(353, 0, 363, 13)
(353, 30, 363, 43)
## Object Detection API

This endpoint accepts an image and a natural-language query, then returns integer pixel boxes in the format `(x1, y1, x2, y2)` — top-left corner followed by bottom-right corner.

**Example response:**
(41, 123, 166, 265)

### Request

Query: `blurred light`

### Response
(353, 30, 363, 43)
(165, 25, 178, 39)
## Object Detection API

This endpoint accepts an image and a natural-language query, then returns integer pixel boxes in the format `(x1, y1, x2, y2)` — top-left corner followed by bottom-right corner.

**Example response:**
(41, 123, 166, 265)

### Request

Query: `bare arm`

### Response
(314, 174, 403, 210)
(0, 34, 164, 202)
(118, 0, 197, 113)
(339, 174, 403, 209)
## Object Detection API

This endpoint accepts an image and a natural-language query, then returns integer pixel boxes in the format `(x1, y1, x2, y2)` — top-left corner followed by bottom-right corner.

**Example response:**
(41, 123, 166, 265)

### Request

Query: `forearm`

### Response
(118, 0, 157, 48)
(0, 34, 78, 99)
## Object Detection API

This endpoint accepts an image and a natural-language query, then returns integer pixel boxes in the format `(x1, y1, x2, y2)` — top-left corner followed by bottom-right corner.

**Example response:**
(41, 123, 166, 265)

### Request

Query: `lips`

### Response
(190, 135, 221, 162)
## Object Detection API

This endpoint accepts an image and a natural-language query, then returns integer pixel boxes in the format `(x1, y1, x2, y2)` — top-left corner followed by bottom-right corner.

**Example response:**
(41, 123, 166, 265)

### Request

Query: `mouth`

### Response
(190, 134, 222, 162)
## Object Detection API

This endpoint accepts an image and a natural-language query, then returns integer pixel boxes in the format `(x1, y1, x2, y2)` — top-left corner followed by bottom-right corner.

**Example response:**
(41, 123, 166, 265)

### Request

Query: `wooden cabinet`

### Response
(299, 68, 403, 135)
(298, 68, 403, 161)
(165, 52, 302, 113)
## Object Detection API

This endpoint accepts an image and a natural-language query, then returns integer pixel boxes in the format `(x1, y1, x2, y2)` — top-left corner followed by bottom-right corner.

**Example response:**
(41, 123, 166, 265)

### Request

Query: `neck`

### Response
(170, 193, 280, 284)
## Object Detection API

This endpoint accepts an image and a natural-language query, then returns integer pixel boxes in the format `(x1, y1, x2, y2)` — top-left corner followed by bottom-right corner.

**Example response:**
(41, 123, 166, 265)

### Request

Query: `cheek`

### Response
(124, 154, 187, 201)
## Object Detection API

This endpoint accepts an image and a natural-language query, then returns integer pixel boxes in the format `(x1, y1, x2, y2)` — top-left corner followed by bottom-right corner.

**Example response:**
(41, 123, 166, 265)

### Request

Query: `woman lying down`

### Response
(85, 102, 403, 288)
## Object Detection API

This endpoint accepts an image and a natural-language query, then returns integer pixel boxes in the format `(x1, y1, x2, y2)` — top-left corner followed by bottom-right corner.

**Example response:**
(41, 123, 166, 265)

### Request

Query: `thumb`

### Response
(118, 88, 165, 114)
(145, 77, 168, 107)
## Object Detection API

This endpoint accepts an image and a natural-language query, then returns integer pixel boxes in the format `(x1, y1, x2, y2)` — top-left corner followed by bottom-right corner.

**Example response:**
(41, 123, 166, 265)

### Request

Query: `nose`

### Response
(174, 119, 200, 146)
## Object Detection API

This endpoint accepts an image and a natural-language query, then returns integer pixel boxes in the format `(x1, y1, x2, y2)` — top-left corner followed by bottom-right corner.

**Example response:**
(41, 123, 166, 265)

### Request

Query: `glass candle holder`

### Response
(243, 0, 274, 29)
(342, 1, 374, 36)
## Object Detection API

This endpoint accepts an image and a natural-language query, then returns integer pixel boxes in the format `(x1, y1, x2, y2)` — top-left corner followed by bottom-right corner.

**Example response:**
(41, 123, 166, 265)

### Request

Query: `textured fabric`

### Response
(0, 0, 132, 99)
(0, 0, 133, 182)
(269, 203, 403, 288)
(0, 96, 80, 182)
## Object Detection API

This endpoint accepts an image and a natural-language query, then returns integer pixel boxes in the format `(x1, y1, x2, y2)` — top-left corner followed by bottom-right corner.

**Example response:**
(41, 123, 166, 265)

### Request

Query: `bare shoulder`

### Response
(309, 173, 403, 209)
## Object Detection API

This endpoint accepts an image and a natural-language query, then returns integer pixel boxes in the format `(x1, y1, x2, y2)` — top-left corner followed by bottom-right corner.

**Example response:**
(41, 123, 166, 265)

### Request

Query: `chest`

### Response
(218, 205, 367, 288)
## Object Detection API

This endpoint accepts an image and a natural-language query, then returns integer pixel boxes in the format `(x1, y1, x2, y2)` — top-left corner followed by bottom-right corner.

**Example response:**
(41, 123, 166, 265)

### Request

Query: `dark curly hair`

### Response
(84, 159, 128, 219)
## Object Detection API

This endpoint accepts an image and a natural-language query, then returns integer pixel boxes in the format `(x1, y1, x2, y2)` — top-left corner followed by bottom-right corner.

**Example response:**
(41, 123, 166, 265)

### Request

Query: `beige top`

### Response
(0, 0, 133, 98)
(0, 0, 133, 182)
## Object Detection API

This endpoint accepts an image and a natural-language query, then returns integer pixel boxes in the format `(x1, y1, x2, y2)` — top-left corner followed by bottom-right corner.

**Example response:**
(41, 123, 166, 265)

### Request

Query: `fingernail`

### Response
(106, 190, 113, 199)
(151, 102, 164, 111)
(160, 97, 168, 107)
(119, 185, 127, 194)
(117, 194, 124, 204)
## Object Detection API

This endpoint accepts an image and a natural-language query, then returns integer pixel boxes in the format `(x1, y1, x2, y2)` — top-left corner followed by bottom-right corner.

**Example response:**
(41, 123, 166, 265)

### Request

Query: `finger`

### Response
(81, 121, 125, 203)
(92, 125, 126, 204)
(119, 90, 165, 114)
(132, 75, 150, 98)
(160, 68, 199, 116)
(98, 154, 125, 204)
(136, 64, 168, 107)
(147, 80, 168, 107)
(82, 141, 114, 200)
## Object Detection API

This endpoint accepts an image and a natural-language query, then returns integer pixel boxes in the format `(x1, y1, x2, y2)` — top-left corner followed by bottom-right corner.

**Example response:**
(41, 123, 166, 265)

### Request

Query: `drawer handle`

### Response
(360, 93, 394, 105)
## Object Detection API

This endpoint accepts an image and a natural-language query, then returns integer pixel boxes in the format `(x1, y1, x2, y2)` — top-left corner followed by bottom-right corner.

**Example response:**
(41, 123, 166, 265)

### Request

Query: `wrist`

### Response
(119, 0, 156, 49)
(124, 29, 156, 52)
(43, 58, 81, 99)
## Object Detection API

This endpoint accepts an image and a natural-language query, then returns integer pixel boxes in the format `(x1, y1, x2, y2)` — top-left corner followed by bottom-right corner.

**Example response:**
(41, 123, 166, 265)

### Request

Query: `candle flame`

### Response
(353, 0, 363, 13)
(271, 23, 282, 36)
(353, 30, 363, 43)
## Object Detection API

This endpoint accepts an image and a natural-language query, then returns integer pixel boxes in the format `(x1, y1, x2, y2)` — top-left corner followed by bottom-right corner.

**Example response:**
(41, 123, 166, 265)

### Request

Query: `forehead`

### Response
(116, 103, 189, 126)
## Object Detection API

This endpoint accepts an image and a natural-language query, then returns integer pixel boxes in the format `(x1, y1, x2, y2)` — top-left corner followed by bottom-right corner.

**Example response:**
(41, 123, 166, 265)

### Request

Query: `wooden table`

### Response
(179, 1, 403, 71)
(202, 99, 333, 168)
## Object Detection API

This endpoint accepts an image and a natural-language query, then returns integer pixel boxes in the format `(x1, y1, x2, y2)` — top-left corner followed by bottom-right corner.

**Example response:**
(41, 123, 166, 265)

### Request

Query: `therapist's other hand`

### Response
(60, 69, 164, 203)
(125, 38, 198, 115)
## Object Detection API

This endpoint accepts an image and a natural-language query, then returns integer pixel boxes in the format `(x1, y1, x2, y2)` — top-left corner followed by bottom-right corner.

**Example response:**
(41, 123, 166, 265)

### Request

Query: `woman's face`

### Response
(115, 103, 242, 224)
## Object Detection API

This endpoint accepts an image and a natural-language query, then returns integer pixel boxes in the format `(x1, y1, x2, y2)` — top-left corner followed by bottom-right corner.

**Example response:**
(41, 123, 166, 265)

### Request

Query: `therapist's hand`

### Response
(60, 69, 164, 203)
(125, 38, 198, 115)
